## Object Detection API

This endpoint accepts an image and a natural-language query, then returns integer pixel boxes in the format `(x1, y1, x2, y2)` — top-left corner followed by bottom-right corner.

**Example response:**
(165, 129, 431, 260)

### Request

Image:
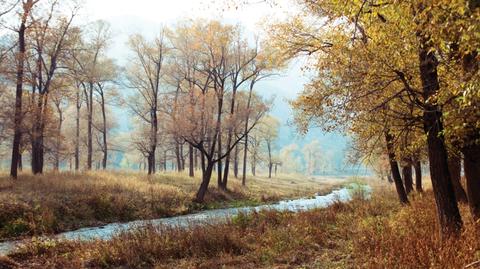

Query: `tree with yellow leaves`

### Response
(267, 0, 479, 237)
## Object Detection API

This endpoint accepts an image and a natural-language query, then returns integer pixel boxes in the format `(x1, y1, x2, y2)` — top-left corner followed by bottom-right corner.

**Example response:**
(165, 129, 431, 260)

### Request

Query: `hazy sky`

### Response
(83, 0, 291, 30)
(82, 0, 304, 98)
(81, 0, 357, 173)
(82, 0, 308, 115)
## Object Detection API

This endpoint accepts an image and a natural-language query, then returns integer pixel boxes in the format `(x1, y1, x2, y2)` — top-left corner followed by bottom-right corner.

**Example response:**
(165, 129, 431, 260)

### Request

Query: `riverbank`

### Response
(0, 184, 366, 256)
(3, 184, 478, 268)
(0, 171, 349, 241)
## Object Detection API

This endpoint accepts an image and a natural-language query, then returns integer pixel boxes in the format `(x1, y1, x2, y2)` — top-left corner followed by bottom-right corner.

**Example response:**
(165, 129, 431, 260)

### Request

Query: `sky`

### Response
(81, 0, 366, 175)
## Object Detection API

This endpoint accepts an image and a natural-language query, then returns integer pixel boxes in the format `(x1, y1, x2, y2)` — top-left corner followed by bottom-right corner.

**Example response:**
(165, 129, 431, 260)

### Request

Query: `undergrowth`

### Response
(0, 171, 343, 241)
(3, 186, 478, 268)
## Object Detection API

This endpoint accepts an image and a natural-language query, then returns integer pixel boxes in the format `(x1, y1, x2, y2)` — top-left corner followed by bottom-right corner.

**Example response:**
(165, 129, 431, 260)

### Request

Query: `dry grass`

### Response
(350, 193, 480, 268)
(5, 182, 480, 269)
(0, 172, 189, 241)
(0, 171, 347, 241)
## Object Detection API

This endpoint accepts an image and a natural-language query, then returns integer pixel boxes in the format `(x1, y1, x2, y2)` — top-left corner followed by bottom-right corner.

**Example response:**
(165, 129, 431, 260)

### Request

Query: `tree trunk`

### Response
(200, 151, 206, 174)
(87, 84, 93, 170)
(242, 83, 254, 186)
(196, 160, 214, 203)
(180, 143, 185, 171)
(10, 10, 28, 179)
(242, 134, 249, 185)
(148, 139, 156, 174)
(251, 155, 256, 176)
(462, 144, 480, 221)
(418, 40, 462, 236)
(175, 144, 181, 172)
(222, 87, 238, 190)
(413, 160, 423, 192)
(212, 89, 223, 189)
(385, 132, 409, 204)
(402, 161, 413, 194)
(18, 153, 22, 171)
(194, 149, 198, 171)
(217, 132, 223, 189)
(233, 145, 239, 178)
(75, 89, 80, 171)
(10, 6, 33, 178)
(222, 155, 230, 189)
(54, 110, 63, 171)
(31, 135, 44, 174)
(222, 150, 230, 189)
(147, 105, 158, 175)
(189, 145, 194, 177)
(267, 142, 273, 179)
(100, 92, 107, 170)
(447, 154, 467, 202)
(31, 94, 46, 175)
(163, 151, 167, 171)
(147, 153, 155, 175)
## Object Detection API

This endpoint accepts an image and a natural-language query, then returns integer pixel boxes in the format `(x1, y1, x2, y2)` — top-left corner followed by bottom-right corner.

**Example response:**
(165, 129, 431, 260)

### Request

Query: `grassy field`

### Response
(0, 171, 349, 241)
(2, 181, 478, 268)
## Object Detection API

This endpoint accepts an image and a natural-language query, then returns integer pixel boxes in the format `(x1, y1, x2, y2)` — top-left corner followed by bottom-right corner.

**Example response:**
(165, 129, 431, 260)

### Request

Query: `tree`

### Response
(447, 152, 468, 203)
(401, 158, 413, 195)
(71, 20, 112, 170)
(268, 0, 479, 236)
(167, 21, 270, 201)
(92, 58, 117, 169)
(49, 77, 71, 170)
(302, 139, 323, 177)
(0, 0, 19, 18)
(417, 23, 463, 235)
(10, 0, 37, 178)
(413, 160, 423, 192)
(72, 80, 82, 170)
(247, 124, 264, 177)
(26, 0, 78, 174)
(125, 31, 167, 175)
(221, 36, 259, 188)
(240, 53, 278, 185)
(261, 116, 279, 178)
(278, 143, 302, 174)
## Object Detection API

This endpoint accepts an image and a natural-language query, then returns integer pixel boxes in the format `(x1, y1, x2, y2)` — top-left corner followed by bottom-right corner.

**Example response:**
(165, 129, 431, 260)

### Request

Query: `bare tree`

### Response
(221, 37, 258, 189)
(126, 31, 167, 174)
(241, 67, 273, 185)
(10, 0, 37, 178)
(26, 0, 78, 174)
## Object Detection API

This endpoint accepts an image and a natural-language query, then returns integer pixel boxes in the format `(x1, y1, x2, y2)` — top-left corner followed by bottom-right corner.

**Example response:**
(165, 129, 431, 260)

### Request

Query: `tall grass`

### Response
(5, 185, 479, 268)
(0, 172, 190, 240)
(0, 171, 345, 241)
(352, 193, 480, 268)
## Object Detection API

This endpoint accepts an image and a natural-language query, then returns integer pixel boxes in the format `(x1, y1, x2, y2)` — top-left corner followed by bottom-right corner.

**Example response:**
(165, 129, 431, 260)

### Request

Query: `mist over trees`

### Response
(0, 1, 309, 203)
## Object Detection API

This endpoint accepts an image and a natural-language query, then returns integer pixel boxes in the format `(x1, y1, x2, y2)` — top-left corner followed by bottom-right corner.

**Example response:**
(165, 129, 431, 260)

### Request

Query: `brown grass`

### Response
(351, 193, 480, 268)
(0, 171, 346, 241)
(5, 182, 480, 268)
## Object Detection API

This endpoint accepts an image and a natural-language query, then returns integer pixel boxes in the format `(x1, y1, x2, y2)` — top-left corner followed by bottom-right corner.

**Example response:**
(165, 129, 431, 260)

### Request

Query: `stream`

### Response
(0, 183, 370, 256)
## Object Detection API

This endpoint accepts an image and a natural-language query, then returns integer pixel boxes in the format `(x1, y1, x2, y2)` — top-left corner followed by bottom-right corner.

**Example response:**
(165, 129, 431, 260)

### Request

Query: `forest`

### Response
(0, 0, 479, 268)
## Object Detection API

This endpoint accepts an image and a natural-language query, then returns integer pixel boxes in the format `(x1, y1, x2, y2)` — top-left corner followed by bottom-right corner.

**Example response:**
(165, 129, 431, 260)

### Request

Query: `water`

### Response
(0, 184, 370, 256)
